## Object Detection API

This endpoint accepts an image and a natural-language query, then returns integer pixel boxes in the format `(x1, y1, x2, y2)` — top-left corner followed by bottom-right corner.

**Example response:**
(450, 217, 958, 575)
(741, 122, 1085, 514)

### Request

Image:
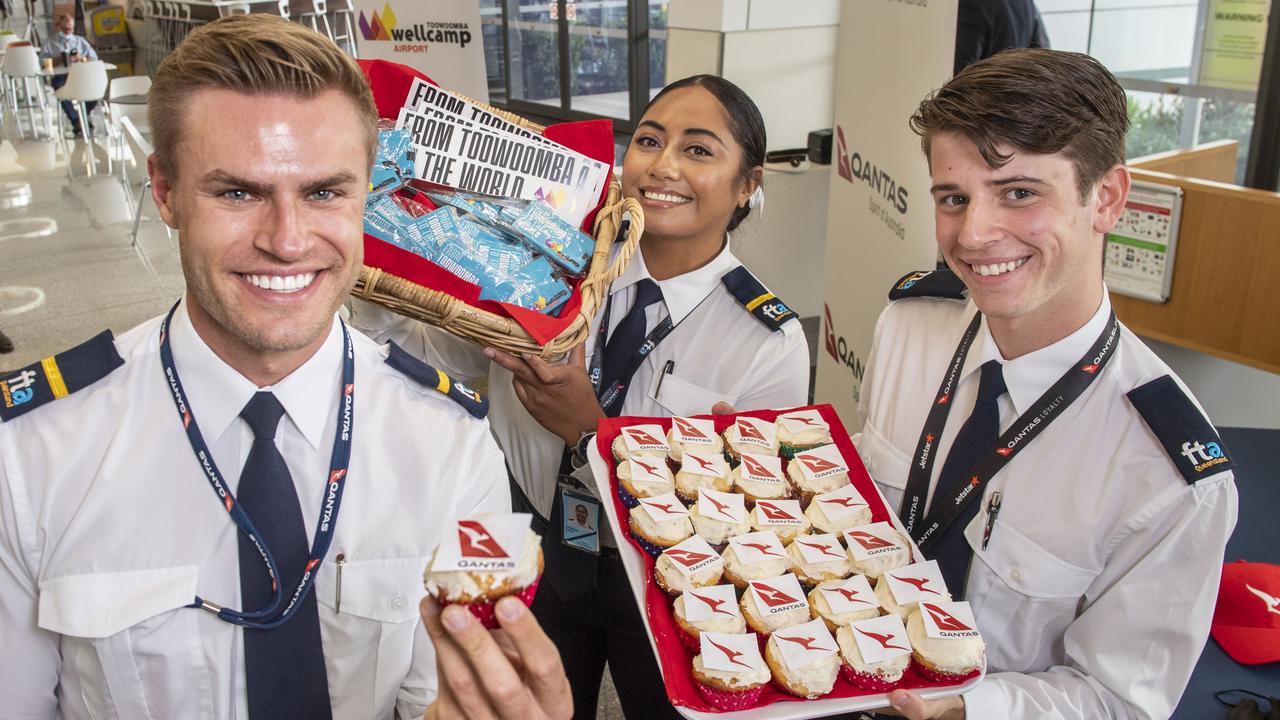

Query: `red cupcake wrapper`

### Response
(912, 657, 980, 684)
(677, 624, 701, 653)
(839, 662, 901, 692)
(617, 484, 641, 508)
(695, 680, 765, 711)
(443, 576, 542, 630)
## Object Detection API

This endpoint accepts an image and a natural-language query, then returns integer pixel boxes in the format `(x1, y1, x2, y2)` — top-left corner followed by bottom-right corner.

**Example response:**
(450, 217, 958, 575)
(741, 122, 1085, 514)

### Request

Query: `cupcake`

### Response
(751, 498, 811, 544)
(675, 451, 732, 502)
(730, 453, 792, 506)
(876, 560, 952, 620)
(612, 424, 670, 462)
(906, 601, 985, 682)
(616, 457, 675, 507)
(741, 573, 811, 637)
(689, 488, 751, 548)
(667, 416, 724, 461)
(786, 444, 851, 504)
(628, 492, 694, 557)
(424, 514, 544, 629)
(764, 618, 841, 699)
(808, 575, 881, 631)
(775, 408, 834, 458)
(844, 521, 913, 580)
(722, 531, 791, 589)
(805, 484, 873, 537)
(674, 584, 747, 652)
(723, 416, 779, 460)
(655, 534, 724, 596)
(786, 533, 852, 588)
(837, 615, 912, 691)
(693, 632, 771, 710)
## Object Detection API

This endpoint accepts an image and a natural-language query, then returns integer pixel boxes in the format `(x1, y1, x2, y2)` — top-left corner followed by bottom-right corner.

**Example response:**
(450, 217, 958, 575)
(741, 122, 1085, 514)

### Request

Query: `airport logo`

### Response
(359, 3, 474, 49)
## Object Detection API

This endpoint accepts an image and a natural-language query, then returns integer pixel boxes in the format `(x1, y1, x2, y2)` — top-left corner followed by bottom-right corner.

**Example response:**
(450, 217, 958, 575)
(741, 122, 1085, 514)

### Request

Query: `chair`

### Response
(327, 0, 356, 57)
(55, 60, 111, 176)
(1, 43, 47, 139)
(292, 0, 332, 41)
(117, 115, 166, 279)
(107, 74, 150, 132)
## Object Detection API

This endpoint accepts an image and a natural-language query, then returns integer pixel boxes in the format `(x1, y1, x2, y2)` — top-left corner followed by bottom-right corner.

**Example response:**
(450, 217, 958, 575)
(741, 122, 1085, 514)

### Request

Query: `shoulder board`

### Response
(721, 266, 797, 332)
(1, 330, 124, 422)
(1128, 375, 1234, 484)
(385, 342, 488, 419)
(888, 268, 967, 301)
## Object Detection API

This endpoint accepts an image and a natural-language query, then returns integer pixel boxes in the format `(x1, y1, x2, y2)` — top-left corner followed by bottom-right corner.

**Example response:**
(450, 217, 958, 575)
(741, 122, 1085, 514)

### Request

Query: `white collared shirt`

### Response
(351, 238, 810, 518)
(0, 301, 510, 720)
(855, 291, 1238, 720)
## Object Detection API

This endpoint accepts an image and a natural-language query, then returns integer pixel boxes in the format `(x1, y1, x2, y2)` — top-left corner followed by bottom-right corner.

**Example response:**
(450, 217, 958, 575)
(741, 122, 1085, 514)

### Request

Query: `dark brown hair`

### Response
(149, 14, 377, 179)
(910, 48, 1129, 200)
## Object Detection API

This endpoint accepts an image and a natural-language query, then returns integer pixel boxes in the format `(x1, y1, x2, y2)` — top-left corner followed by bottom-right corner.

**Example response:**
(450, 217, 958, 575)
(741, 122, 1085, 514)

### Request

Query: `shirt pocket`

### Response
(853, 421, 911, 515)
(314, 556, 426, 719)
(38, 566, 213, 720)
(649, 371, 730, 418)
(969, 522, 1097, 672)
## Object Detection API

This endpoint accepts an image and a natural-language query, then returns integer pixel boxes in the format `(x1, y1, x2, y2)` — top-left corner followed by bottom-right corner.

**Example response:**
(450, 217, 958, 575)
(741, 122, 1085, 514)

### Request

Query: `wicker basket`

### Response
(352, 103, 644, 358)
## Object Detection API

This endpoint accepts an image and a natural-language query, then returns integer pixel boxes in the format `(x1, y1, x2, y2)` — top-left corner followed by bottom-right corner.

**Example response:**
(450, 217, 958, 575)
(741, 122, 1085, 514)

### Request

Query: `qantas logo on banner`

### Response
(823, 304, 866, 386)
(673, 417, 710, 441)
(458, 521, 508, 559)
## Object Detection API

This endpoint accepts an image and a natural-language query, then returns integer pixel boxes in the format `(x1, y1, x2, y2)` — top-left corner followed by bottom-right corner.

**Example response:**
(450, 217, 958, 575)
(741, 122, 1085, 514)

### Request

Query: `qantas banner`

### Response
(815, 0, 957, 419)
(354, 0, 489, 102)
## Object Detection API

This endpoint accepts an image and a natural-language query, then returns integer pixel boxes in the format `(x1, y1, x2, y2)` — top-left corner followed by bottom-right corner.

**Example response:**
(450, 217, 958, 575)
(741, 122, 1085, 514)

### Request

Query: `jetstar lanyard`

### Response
(899, 309, 1120, 551)
(158, 302, 354, 630)
(588, 281, 717, 416)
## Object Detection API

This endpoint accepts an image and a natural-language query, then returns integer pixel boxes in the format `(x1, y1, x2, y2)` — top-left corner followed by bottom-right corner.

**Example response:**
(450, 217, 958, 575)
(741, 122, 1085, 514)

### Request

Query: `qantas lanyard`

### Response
(587, 280, 716, 415)
(158, 302, 354, 629)
(899, 309, 1120, 550)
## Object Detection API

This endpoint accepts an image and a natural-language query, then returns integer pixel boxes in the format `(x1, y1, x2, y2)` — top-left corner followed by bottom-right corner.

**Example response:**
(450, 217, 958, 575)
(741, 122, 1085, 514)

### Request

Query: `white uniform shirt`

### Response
(855, 291, 1237, 720)
(351, 239, 811, 518)
(0, 302, 510, 720)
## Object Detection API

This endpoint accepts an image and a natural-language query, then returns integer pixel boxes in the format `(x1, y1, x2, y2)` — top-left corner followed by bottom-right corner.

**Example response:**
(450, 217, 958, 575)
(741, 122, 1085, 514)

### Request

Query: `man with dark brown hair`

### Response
(856, 49, 1237, 719)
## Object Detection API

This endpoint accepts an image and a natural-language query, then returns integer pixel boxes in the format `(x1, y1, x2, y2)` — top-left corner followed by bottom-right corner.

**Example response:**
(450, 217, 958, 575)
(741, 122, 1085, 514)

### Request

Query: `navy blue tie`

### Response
(927, 360, 1007, 600)
(237, 392, 333, 720)
(599, 278, 664, 417)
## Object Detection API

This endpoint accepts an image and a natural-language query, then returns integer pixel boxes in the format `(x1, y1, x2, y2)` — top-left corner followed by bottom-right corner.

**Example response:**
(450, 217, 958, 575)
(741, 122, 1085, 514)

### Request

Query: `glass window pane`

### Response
(480, 0, 507, 105)
(507, 0, 562, 109)
(649, 1, 668, 100)
(568, 0, 630, 120)
(1199, 97, 1256, 184)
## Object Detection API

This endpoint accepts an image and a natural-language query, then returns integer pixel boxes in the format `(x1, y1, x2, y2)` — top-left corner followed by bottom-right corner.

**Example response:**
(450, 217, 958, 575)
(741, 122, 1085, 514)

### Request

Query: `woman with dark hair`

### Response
(351, 75, 809, 717)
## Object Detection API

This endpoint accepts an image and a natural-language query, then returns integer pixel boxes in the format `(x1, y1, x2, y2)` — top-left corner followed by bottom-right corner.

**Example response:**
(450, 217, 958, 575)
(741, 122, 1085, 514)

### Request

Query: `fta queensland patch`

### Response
(1128, 374, 1235, 483)
(721, 266, 796, 332)
(385, 341, 488, 418)
(0, 330, 124, 422)
(888, 268, 967, 301)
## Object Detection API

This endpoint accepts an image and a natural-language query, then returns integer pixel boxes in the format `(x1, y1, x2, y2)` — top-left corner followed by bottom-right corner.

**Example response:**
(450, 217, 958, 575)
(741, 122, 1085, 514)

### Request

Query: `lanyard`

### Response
(899, 309, 1120, 550)
(587, 280, 717, 416)
(159, 302, 355, 629)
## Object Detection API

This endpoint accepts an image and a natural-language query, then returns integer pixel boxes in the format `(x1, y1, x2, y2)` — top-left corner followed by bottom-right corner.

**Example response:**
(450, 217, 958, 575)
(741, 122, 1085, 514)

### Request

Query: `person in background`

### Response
(856, 49, 1237, 719)
(41, 12, 99, 136)
(351, 74, 810, 717)
(955, 0, 1049, 74)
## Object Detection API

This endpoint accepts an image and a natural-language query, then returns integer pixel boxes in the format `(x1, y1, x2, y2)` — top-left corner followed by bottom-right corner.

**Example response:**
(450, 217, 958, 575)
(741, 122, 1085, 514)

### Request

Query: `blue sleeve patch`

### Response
(888, 268, 967, 301)
(0, 330, 124, 422)
(384, 342, 488, 419)
(1128, 375, 1234, 484)
(721, 266, 796, 332)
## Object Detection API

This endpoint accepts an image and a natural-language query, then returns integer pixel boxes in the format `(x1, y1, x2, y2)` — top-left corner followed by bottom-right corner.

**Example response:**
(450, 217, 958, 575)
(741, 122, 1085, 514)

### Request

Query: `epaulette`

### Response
(721, 266, 797, 332)
(1128, 375, 1235, 484)
(385, 342, 488, 419)
(888, 268, 967, 301)
(1, 330, 124, 422)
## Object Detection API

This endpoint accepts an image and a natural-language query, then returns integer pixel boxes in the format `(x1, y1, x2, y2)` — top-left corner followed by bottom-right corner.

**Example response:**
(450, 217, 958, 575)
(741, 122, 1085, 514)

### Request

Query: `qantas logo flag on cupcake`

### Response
(701, 632, 766, 673)
(458, 520, 508, 558)
(756, 499, 803, 525)
(673, 416, 715, 443)
(663, 535, 723, 576)
(622, 425, 668, 452)
(821, 575, 878, 613)
(687, 585, 740, 621)
(749, 574, 807, 615)
(883, 560, 950, 606)
(434, 513, 532, 571)
(920, 601, 980, 639)
(774, 619, 838, 670)
(850, 615, 912, 663)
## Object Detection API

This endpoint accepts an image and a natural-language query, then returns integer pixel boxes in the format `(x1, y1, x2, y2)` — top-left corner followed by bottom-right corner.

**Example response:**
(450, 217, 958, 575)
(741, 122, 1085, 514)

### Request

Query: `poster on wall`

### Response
(1200, 0, 1270, 91)
(814, 0, 957, 421)
(355, 0, 489, 103)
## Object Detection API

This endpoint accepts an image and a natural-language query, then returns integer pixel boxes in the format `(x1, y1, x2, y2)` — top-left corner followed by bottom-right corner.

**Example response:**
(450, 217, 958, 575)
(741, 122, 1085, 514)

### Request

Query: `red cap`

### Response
(1211, 560, 1280, 665)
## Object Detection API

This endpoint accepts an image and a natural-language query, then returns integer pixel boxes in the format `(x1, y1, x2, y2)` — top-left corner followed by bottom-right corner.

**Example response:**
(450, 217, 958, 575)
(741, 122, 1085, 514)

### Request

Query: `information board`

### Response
(1104, 179, 1184, 303)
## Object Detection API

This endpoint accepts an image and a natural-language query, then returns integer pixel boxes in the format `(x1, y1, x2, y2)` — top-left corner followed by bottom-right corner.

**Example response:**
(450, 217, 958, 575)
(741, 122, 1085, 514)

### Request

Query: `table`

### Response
(38, 62, 118, 76)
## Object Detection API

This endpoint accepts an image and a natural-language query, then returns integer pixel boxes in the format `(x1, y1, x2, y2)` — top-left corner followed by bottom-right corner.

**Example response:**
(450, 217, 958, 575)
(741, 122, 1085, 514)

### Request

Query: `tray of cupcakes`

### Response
(587, 405, 986, 719)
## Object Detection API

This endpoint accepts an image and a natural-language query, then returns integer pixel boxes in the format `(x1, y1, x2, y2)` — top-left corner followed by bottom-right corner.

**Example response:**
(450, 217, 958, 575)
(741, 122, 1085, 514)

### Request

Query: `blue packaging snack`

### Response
(506, 200, 595, 276)
(479, 256, 572, 314)
(369, 128, 415, 200)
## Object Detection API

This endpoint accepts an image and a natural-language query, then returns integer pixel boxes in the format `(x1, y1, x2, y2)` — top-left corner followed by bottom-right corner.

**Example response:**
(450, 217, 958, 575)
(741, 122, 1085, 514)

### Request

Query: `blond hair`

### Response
(148, 15, 378, 178)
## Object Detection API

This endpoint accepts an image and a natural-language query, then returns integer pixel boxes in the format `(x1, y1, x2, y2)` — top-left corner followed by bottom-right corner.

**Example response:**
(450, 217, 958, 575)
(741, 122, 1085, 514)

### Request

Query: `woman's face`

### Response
(622, 86, 756, 244)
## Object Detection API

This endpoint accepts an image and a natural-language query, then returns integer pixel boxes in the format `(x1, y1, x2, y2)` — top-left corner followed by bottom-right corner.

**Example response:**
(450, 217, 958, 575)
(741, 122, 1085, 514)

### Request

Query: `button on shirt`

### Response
(0, 302, 510, 719)
(855, 292, 1237, 720)
(351, 239, 810, 519)
(41, 32, 98, 61)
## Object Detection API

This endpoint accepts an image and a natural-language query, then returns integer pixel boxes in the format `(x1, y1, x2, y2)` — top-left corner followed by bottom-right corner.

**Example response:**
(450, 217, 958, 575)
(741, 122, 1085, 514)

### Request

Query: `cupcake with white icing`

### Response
(874, 560, 952, 620)
(693, 632, 771, 711)
(722, 531, 791, 589)
(611, 423, 670, 463)
(740, 573, 811, 638)
(674, 584, 747, 652)
(730, 453, 792, 506)
(764, 618, 841, 699)
(675, 451, 732, 502)
(688, 488, 751, 549)
(627, 492, 693, 557)
(616, 456, 675, 508)
(722, 416, 779, 460)
(807, 575, 881, 631)
(844, 521, 913, 580)
(666, 416, 724, 461)
(785, 444, 851, 504)
(751, 498, 811, 544)
(655, 534, 724, 597)
(805, 484, 873, 537)
(424, 514, 544, 629)
(906, 601, 985, 682)
(837, 615, 913, 691)
(786, 533, 852, 588)
(775, 408, 834, 458)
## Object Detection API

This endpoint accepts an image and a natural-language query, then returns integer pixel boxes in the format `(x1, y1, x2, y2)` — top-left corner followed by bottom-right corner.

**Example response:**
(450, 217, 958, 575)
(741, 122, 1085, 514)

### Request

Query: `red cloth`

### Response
(356, 59, 615, 344)
(595, 405, 979, 713)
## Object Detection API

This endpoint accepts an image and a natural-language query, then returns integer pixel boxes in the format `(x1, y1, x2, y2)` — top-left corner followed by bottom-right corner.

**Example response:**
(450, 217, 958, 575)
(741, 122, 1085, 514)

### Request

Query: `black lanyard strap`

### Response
(899, 309, 1120, 550)
(159, 301, 355, 629)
